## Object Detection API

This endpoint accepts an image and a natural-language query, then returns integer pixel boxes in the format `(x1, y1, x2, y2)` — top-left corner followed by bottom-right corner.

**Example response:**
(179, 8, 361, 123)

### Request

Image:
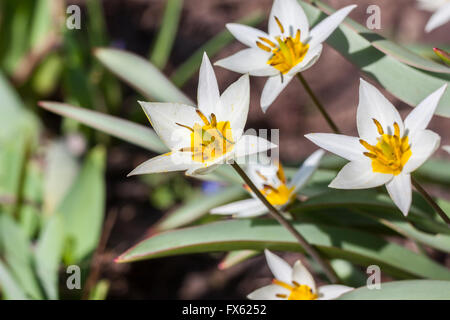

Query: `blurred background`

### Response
(0, 0, 449, 299)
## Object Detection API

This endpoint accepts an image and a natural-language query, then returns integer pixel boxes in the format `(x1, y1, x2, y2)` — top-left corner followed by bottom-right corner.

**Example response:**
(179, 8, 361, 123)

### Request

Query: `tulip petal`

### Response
(357, 79, 404, 144)
(219, 74, 250, 140)
(403, 130, 441, 174)
(232, 205, 268, 218)
(226, 23, 271, 48)
(234, 135, 277, 159)
(386, 173, 412, 216)
(260, 75, 293, 113)
(139, 101, 199, 150)
(305, 133, 366, 162)
(404, 84, 447, 133)
(247, 284, 289, 300)
(318, 285, 353, 300)
(308, 5, 357, 49)
(264, 249, 292, 284)
(210, 198, 263, 215)
(425, 3, 450, 32)
(287, 44, 323, 76)
(329, 160, 392, 189)
(127, 152, 195, 176)
(214, 48, 277, 77)
(198, 53, 220, 116)
(444, 146, 450, 154)
(268, 0, 309, 41)
(292, 261, 316, 292)
(290, 150, 325, 194)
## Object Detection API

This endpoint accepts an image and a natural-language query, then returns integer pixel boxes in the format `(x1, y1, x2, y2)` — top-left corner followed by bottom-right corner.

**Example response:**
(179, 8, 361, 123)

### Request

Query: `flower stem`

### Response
(297, 73, 341, 134)
(231, 162, 339, 284)
(412, 177, 450, 226)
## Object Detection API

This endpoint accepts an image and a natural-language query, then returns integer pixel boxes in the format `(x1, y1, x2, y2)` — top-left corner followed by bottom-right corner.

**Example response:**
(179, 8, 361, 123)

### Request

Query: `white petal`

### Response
(233, 205, 268, 218)
(403, 130, 441, 174)
(305, 133, 366, 162)
(425, 3, 450, 32)
(329, 160, 392, 189)
(215, 48, 277, 77)
(404, 84, 447, 133)
(186, 163, 220, 176)
(247, 284, 289, 300)
(308, 5, 357, 49)
(127, 152, 194, 176)
(318, 285, 353, 300)
(234, 135, 277, 159)
(357, 79, 404, 144)
(219, 74, 250, 140)
(386, 173, 412, 216)
(260, 75, 293, 113)
(198, 53, 220, 115)
(268, 0, 309, 41)
(287, 44, 323, 76)
(264, 249, 292, 284)
(291, 261, 316, 292)
(444, 146, 450, 154)
(226, 23, 271, 48)
(289, 150, 325, 194)
(210, 198, 262, 215)
(139, 101, 199, 150)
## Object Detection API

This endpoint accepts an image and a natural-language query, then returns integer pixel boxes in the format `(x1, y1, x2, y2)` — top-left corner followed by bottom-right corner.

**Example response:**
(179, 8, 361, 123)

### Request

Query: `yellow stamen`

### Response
(274, 16, 285, 33)
(361, 120, 412, 176)
(273, 279, 318, 300)
(176, 122, 194, 132)
(261, 183, 294, 206)
(178, 111, 234, 164)
(276, 161, 287, 184)
(256, 41, 272, 52)
(256, 17, 309, 74)
(258, 37, 277, 48)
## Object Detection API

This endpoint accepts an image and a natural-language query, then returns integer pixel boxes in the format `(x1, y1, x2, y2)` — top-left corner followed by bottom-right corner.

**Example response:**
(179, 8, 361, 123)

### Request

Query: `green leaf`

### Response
(0, 214, 42, 299)
(34, 214, 65, 300)
(433, 48, 450, 66)
(88, 279, 110, 300)
(170, 11, 264, 87)
(150, 0, 184, 69)
(94, 48, 193, 104)
(153, 186, 245, 232)
(43, 141, 80, 216)
(57, 146, 106, 263)
(0, 260, 27, 300)
(117, 219, 450, 280)
(39, 101, 167, 153)
(300, 1, 450, 118)
(339, 280, 450, 300)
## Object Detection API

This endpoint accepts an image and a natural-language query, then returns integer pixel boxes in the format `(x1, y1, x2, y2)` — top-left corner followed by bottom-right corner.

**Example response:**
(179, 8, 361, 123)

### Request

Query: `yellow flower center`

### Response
(246, 161, 294, 206)
(177, 110, 234, 163)
(256, 16, 309, 75)
(360, 119, 412, 176)
(273, 279, 318, 300)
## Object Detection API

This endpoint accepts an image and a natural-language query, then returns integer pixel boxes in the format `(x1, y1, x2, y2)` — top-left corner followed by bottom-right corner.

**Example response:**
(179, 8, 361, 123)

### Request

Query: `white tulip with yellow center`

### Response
(417, 0, 450, 32)
(128, 53, 276, 177)
(211, 150, 324, 218)
(305, 79, 447, 216)
(215, 0, 356, 112)
(248, 250, 353, 300)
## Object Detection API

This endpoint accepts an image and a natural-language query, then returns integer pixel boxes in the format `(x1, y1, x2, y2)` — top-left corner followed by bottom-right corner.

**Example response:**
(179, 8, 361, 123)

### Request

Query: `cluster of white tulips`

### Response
(129, 0, 449, 300)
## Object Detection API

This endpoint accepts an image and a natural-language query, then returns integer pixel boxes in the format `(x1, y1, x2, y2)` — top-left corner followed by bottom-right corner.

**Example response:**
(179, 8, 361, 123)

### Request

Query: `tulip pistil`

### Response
(256, 17, 309, 74)
(360, 119, 412, 175)
(273, 279, 318, 300)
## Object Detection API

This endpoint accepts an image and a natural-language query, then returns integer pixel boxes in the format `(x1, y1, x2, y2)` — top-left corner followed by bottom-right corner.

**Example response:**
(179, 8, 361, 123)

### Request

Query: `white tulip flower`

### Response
(128, 53, 276, 177)
(215, 0, 356, 112)
(248, 250, 353, 300)
(306, 79, 447, 216)
(211, 150, 324, 218)
(444, 146, 450, 153)
(417, 0, 450, 32)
